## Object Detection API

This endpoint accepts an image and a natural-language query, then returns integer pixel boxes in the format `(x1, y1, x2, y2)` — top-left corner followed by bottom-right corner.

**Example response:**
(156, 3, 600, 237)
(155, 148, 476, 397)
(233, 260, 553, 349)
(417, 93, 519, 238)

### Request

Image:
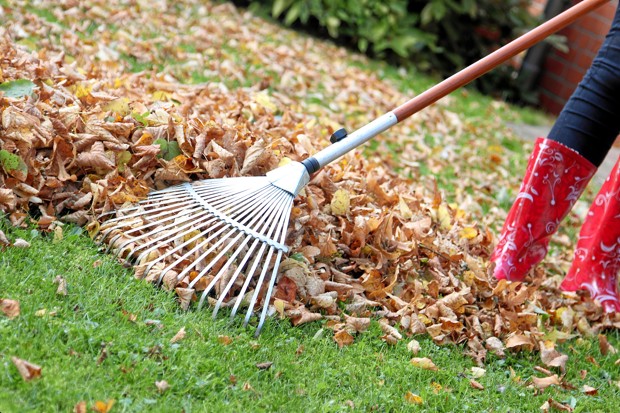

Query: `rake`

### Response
(99, 0, 608, 335)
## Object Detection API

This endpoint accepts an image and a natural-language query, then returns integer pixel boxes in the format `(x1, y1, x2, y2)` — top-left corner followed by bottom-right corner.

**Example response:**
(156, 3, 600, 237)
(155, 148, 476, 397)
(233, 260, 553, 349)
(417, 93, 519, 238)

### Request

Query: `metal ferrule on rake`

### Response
(99, 0, 607, 335)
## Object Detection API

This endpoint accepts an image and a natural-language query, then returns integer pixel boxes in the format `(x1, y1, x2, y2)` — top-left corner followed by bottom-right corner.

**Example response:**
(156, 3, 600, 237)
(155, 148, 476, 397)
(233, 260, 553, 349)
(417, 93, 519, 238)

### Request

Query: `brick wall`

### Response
(534, 0, 617, 115)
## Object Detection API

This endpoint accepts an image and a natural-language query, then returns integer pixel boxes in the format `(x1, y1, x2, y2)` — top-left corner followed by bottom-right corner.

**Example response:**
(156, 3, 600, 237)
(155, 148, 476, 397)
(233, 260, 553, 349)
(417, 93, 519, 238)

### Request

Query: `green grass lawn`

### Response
(1, 1, 619, 411)
(1, 221, 619, 412)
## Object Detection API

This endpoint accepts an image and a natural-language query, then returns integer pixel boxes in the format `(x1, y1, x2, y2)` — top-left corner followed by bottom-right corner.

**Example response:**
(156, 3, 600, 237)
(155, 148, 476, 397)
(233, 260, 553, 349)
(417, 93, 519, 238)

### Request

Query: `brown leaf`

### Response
(532, 374, 561, 390)
(333, 329, 354, 348)
(156, 380, 170, 393)
(256, 361, 273, 370)
(76, 141, 115, 170)
(407, 339, 421, 355)
(539, 341, 568, 372)
(410, 357, 438, 371)
(54, 275, 68, 296)
(469, 379, 484, 390)
(598, 334, 617, 356)
(73, 401, 87, 413)
(11, 357, 41, 381)
(582, 385, 598, 396)
(505, 333, 535, 351)
(1, 299, 20, 319)
(218, 335, 233, 346)
(170, 327, 186, 344)
(344, 314, 371, 333)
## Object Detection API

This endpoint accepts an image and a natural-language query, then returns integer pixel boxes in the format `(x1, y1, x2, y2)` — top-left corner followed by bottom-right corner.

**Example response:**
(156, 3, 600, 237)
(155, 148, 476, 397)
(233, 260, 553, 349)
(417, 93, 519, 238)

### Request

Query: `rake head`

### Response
(98, 162, 310, 335)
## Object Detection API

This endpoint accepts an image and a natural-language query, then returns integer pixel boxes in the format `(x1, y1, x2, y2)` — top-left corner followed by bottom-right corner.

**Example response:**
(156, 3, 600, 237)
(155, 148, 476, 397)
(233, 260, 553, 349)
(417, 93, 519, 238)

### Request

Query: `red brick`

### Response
(543, 55, 565, 77)
(539, 73, 565, 98)
(564, 65, 585, 84)
(578, 14, 612, 36)
(576, 51, 596, 71)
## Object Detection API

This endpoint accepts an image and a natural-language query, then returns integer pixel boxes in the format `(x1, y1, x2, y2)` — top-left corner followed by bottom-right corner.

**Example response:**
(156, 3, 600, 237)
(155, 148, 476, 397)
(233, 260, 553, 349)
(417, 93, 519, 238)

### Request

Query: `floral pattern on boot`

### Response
(492, 138, 596, 281)
(561, 158, 620, 312)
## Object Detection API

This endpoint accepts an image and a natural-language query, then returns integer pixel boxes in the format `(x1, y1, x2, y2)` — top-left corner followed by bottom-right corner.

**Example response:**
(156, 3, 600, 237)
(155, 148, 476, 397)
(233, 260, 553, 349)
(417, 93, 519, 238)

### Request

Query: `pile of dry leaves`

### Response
(1, 0, 618, 368)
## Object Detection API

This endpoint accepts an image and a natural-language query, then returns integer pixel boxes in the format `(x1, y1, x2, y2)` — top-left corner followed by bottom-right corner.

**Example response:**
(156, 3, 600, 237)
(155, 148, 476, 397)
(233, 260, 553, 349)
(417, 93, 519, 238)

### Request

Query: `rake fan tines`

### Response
(99, 176, 294, 335)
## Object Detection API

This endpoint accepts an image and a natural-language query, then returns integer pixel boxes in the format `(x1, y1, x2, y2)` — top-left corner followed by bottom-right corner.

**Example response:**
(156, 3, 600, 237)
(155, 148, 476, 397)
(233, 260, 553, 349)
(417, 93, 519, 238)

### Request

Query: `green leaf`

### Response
(116, 151, 132, 172)
(0, 149, 28, 175)
(154, 139, 181, 161)
(0, 79, 36, 99)
(165, 142, 182, 161)
(154, 138, 168, 159)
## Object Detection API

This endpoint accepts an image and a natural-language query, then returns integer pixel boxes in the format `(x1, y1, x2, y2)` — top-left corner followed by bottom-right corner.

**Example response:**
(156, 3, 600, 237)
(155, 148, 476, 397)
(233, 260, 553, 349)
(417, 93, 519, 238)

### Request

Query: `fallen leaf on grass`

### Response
(410, 357, 438, 371)
(218, 335, 233, 345)
(334, 329, 354, 348)
(170, 327, 186, 343)
(598, 334, 617, 355)
(471, 367, 486, 379)
(407, 339, 421, 355)
(73, 401, 87, 413)
(582, 385, 598, 396)
(0, 229, 9, 246)
(13, 238, 30, 248)
(156, 380, 170, 393)
(506, 334, 535, 351)
(539, 341, 568, 372)
(532, 374, 561, 390)
(256, 361, 273, 370)
(11, 357, 41, 381)
(404, 391, 423, 404)
(54, 275, 67, 296)
(470, 379, 484, 390)
(540, 398, 573, 412)
(1, 298, 20, 318)
(93, 399, 115, 413)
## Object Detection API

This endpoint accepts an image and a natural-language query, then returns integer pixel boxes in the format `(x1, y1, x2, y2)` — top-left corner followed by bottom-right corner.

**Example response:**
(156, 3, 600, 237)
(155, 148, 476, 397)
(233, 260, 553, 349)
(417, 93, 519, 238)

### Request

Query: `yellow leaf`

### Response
(73, 82, 92, 98)
(278, 157, 292, 167)
(274, 299, 286, 318)
(330, 189, 350, 216)
(398, 196, 413, 219)
(437, 204, 451, 230)
(459, 227, 478, 239)
(254, 91, 277, 113)
(404, 391, 423, 404)
(410, 357, 438, 371)
(93, 399, 115, 413)
(104, 97, 130, 115)
(152, 90, 172, 101)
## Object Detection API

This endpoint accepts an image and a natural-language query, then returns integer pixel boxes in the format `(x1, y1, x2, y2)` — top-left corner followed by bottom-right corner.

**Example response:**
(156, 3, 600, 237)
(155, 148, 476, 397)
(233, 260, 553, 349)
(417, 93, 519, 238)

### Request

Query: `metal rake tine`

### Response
(228, 242, 269, 321)
(186, 189, 289, 293)
(218, 191, 294, 319)
(108, 206, 203, 257)
(250, 195, 294, 334)
(255, 250, 285, 335)
(242, 195, 294, 328)
(113, 181, 262, 259)
(99, 200, 197, 243)
(208, 189, 292, 316)
(147, 185, 282, 281)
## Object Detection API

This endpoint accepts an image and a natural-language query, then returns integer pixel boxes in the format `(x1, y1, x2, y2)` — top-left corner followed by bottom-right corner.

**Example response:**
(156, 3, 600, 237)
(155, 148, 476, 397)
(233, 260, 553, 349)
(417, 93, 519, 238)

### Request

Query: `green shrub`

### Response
(240, 0, 539, 101)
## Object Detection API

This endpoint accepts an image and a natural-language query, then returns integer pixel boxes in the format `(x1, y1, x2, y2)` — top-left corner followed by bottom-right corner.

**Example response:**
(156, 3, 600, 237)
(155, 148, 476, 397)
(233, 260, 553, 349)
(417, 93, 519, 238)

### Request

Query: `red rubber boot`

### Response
(492, 138, 596, 281)
(560, 158, 620, 312)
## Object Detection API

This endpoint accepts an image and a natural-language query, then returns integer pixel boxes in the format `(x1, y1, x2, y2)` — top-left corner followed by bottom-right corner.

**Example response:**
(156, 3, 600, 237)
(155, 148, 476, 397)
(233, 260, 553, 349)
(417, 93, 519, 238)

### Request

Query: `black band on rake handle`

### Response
(301, 157, 320, 174)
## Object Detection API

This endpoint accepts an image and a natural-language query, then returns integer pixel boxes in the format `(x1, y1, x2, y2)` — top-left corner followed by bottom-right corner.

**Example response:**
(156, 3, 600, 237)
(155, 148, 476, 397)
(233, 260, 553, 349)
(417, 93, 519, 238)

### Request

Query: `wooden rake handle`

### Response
(393, 0, 610, 121)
